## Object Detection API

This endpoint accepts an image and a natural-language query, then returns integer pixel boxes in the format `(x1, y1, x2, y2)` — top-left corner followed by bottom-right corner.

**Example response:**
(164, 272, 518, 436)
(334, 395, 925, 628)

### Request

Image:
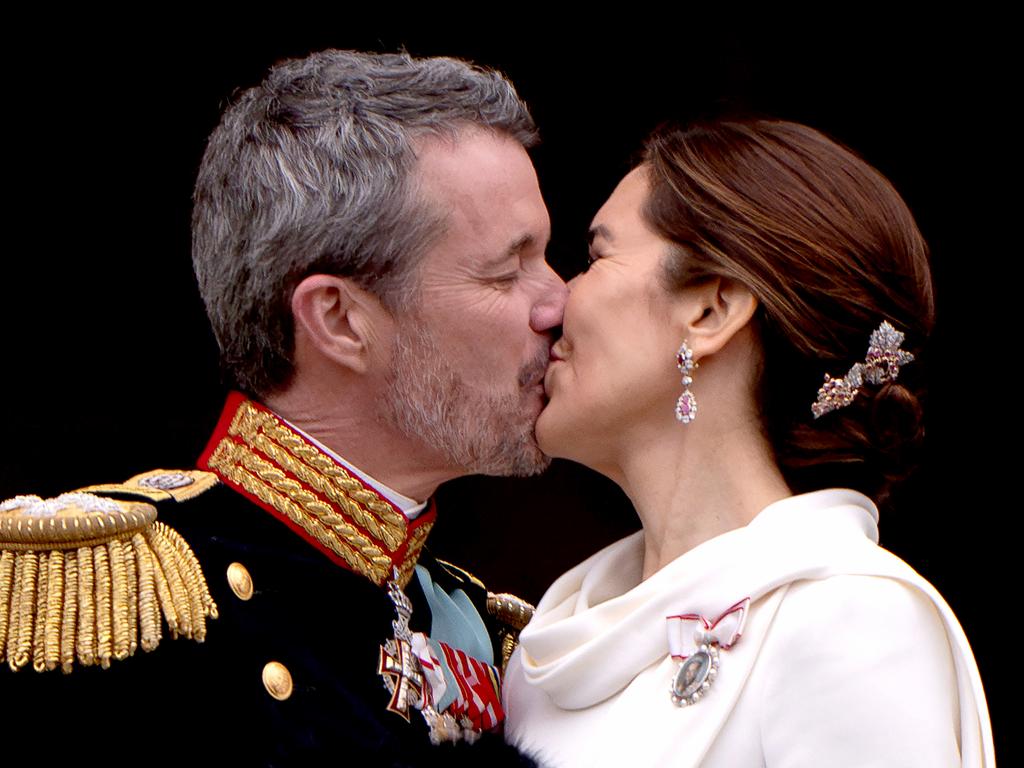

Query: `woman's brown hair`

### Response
(643, 120, 934, 503)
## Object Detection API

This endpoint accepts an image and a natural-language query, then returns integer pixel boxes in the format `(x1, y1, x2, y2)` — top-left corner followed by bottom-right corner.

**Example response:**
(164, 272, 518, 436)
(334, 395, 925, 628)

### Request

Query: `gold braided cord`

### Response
(0, 549, 14, 662)
(396, 521, 435, 588)
(60, 551, 78, 672)
(250, 430, 405, 552)
(132, 533, 161, 652)
(265, 420, 406, 527)
(234, 449, 394, 571)
(123, 541, 139, 654)
(108, 539, 132, 661)
(500, 633, 518, 673)
(221, 447, 389, 585)
(76, 545, 96, 667)
(208, 440, 391, 585)
(44, 549, 63, 671)
(264, 417, 407, 529)
(32, 553, 48, 672)
(13, 550, 38, 670)
(94, 543, 113, 668)
(232, 403, 407, 540)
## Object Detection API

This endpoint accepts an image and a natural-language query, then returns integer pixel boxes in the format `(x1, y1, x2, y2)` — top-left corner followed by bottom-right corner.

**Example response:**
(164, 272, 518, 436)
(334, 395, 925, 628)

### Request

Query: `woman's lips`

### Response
(543, 359, 560, 395)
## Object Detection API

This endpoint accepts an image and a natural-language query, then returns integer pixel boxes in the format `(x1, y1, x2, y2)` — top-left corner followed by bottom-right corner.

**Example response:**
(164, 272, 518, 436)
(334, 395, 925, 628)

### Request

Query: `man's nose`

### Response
(529, 264, 568, 332)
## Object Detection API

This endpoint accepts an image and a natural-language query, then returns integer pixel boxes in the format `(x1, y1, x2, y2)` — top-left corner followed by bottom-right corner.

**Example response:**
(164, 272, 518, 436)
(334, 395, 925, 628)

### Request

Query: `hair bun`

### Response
(867, 381, 925, 494)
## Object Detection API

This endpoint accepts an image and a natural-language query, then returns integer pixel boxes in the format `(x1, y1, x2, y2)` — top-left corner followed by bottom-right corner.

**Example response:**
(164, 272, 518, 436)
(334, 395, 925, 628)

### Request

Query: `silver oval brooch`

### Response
(666, 597, 749, 707)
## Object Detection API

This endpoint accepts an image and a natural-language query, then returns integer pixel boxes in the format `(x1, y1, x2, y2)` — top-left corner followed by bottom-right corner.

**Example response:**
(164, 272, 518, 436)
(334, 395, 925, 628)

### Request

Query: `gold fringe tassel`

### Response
(31, 553, 48, 672)
(0, 523, 217, 674)
(60, 551, 78, 673)
(14, 550, 38, 670)
(44, 549, 63, 671)
(0, 549, 14, 664)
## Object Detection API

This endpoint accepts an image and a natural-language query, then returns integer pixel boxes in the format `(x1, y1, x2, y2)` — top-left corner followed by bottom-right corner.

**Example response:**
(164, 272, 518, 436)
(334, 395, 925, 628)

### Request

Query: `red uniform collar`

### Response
(198, 392, 435, 588)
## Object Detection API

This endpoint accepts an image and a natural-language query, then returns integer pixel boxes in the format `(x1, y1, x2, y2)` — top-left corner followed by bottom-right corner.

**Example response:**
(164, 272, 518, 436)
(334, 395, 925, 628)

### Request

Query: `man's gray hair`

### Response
(192, 50, 538, 397)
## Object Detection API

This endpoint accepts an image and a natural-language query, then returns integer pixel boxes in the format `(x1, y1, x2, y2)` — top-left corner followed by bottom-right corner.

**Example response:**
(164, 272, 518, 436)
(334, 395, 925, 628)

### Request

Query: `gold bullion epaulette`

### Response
(0, 469, 220, 674)
(487, 591, 535, 673)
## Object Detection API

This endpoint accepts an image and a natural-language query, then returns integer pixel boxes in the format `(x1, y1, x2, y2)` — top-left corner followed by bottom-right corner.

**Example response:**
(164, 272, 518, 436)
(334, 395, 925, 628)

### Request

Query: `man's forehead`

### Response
(412, 128, 549, 249)
(413, 128, 538, 195)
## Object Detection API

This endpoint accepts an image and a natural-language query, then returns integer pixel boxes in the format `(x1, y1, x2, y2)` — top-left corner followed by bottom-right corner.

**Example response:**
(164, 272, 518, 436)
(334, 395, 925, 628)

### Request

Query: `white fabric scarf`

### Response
(516, 489, 993, 766)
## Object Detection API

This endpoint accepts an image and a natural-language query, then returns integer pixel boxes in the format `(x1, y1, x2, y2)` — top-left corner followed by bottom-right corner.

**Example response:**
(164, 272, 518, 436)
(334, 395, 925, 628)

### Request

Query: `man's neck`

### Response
(264, 387, 462, 503)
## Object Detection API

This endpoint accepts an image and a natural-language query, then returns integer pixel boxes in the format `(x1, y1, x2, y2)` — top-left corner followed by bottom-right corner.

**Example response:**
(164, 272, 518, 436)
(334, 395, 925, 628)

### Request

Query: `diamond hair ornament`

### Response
(812, 321, 915, 419)
(675, 341, 698, 424)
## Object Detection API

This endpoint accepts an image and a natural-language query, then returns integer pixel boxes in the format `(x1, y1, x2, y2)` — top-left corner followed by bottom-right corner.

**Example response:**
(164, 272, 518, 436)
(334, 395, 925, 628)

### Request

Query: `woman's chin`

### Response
(536, 400, 578, 461)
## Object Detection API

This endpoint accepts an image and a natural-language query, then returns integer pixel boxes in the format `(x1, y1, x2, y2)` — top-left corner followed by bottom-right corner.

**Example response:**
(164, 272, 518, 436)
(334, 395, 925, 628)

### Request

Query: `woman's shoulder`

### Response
(777, 570, 947, 632)
(752, 574, 963, 765)
(766, 570, 955, 667)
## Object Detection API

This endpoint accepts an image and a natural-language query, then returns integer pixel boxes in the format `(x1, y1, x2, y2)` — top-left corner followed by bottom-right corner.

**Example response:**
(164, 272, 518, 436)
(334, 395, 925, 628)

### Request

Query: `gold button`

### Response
(262, 661, 293, 701)
(226, 562, 254, 601)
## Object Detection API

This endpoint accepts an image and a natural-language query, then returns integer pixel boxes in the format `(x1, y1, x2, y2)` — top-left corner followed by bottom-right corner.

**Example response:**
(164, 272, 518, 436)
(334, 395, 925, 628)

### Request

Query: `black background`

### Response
(3, 21, 1011, 759)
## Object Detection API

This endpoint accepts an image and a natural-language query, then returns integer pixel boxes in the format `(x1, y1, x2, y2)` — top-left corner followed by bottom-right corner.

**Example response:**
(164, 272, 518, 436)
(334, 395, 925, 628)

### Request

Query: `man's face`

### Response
(378, 128, 566, 476)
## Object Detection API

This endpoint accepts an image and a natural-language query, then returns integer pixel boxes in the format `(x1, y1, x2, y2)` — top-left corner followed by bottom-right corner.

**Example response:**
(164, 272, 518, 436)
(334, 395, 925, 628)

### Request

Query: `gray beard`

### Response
(377, 319, 550, 477)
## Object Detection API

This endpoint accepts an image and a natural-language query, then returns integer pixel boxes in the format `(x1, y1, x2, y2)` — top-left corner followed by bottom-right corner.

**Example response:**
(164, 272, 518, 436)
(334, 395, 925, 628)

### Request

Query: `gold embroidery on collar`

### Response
(205, 399, 435, 589)
(207, 440, 393, 585)
(397, 519, 435, 587)
(232, 406, 406, 551)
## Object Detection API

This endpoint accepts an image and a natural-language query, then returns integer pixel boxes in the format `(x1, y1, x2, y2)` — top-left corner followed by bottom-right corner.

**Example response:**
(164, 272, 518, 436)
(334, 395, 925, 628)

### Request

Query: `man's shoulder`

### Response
(0, 470, 402, 759)
(1, 469, 536, 765)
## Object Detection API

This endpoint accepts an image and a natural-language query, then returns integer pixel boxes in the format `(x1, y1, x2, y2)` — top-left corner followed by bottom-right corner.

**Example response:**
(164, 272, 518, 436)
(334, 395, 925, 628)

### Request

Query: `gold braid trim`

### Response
(396, 520, 436, 588)
(486, 592, 537, 674)
(1, 494, 217, 673)
(231, 403, 408, 550)
(0, 549, 14, 663)
(208, 440, 392, 585)
(261, 413, 407, 529)
(249, 430, 405, 552)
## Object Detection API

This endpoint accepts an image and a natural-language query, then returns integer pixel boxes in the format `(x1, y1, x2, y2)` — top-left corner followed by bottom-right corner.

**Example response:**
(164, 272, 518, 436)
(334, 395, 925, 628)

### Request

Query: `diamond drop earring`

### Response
(675, 341, 698, 424)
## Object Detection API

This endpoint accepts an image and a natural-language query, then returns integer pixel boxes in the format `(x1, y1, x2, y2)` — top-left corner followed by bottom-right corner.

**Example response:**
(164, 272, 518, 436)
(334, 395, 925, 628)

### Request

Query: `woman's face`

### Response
(537, 167, 686, 465)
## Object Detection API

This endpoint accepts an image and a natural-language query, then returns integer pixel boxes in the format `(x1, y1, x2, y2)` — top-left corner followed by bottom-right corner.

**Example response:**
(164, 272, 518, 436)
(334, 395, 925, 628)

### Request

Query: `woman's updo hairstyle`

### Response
(642, 119, 934, 503)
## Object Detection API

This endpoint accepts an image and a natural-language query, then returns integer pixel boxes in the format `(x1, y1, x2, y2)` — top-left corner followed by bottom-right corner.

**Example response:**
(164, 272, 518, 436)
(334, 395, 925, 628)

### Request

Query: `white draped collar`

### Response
(519, 489, 878, 708)
(514, 489, 993, 765)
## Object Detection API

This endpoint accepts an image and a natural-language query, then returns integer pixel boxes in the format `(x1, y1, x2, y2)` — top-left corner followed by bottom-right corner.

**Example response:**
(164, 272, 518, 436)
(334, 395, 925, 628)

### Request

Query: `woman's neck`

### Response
(614, 416, 792, 581)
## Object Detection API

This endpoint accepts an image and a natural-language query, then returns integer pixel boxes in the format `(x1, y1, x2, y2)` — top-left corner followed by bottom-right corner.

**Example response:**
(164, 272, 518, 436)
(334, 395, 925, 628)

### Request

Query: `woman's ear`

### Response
(677, 276, 758, 358)
(290, 275, 392, 375)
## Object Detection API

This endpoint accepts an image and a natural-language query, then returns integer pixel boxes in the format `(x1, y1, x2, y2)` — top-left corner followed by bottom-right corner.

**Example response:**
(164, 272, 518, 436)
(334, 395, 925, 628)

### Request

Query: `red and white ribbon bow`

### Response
(666, 598, 750, 659)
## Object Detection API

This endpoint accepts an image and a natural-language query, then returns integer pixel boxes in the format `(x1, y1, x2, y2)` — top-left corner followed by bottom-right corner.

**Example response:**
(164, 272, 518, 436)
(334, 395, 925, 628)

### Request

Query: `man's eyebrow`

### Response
(588, 225, 612, 245)
(481, 233, 540, 269)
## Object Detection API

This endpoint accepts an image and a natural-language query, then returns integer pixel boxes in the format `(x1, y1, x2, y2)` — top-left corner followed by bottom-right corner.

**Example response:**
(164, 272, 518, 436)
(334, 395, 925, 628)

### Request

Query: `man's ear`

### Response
(290, 274, 392, 375)
(676, 276, 758, 358)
